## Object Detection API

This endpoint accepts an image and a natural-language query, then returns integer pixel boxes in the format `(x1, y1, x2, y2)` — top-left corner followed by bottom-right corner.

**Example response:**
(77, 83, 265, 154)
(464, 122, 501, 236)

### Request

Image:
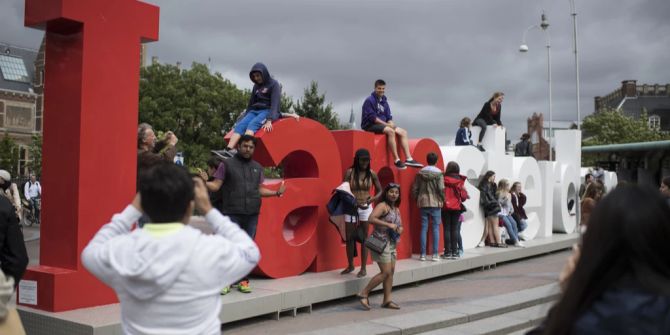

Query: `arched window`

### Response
(648, 115, 661, 130)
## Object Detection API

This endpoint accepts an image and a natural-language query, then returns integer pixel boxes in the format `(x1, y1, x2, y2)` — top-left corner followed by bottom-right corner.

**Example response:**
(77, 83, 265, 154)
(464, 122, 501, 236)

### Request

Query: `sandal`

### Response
(381, 301, 400, 310)
(356, 269, 367, 278)
(357, 294, 371, 310)
(496, 243, 508, 248)
(340, 266, 355, 275)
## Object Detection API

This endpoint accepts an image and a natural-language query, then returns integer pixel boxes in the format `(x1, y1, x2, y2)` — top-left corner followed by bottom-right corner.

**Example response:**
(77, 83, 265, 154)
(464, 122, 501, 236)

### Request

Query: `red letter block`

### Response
(251, 118, 342, 278)
(21, 0, 159, 311)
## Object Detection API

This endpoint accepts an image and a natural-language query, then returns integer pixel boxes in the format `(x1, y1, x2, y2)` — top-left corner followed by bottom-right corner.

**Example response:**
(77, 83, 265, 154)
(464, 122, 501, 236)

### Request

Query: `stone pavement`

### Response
(221, 250, 570, 334)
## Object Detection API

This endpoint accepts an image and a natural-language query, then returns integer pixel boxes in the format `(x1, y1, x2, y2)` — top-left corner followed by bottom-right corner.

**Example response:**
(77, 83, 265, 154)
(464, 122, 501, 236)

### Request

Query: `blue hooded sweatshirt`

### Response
(361, 92, 392, 130)
(247, 63, 281, 121)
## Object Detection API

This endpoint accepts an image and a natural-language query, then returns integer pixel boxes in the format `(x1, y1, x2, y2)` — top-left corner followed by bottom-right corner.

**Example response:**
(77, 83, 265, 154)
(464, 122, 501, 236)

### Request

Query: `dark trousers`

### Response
(473, 118, 489, 143)
(226, 214, 259, 239)
(225, 213, 259, 283)
(442, 210, 462, 255)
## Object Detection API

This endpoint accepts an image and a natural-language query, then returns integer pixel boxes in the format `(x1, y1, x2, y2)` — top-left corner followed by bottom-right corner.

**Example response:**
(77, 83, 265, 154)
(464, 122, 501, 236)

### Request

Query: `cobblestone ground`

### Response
(222, 250, 571, 334)
(22, 228, 570, 334)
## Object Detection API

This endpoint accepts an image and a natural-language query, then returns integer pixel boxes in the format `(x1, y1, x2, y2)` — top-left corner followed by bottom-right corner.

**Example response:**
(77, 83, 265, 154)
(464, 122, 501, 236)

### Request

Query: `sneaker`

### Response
(211, 148, 236, 159)
(518, 232, 527, 241)
(419, 255, 426, 261)
(514, 241, 525, 248)
(405, 159, 423, 168)
(451, 253, 460, 259)
(238, 280, 252, 293)
(458, 249, 464, 257)
(476, 144, 486, 152)
(476, 241, 485, 248)
(220, 286, 231, 295)
(394, 160, 407, 170)
(431, 254, 440, 262)
(440, 253, 451, 260)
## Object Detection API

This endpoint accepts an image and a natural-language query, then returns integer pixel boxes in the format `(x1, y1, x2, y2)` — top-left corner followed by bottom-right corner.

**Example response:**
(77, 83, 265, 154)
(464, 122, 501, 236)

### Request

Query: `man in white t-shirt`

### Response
(23, 174, 41, 224)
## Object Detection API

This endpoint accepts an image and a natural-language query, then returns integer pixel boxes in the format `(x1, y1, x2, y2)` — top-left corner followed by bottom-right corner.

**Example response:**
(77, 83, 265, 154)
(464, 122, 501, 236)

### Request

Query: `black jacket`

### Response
(475, 101, 502, 126)
(479, 182, 500, 217)
(0, 195, 29, 284)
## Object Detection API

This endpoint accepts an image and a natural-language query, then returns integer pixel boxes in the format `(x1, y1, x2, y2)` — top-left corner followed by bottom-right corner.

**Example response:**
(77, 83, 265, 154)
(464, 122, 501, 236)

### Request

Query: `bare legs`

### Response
(479, 216, 502, 246)
(382, 126, 411, 161)
(358, 261, 395, 304)
(342, 222, 369, 276)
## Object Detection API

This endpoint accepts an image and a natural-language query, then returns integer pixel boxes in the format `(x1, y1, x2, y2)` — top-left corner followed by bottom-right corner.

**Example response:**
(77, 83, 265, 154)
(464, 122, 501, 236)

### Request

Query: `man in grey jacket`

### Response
(82, 163, 260, 335)
(411, 152, 445, 261)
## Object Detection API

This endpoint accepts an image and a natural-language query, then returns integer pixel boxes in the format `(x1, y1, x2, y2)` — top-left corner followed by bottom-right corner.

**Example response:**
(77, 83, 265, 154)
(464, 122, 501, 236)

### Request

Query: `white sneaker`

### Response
(518, 233, 527, 241)
(419, 255, 426, 261)
(477, 241, 485, 248)
(431, 254, 440, 262)
(515, 241, 525, 248)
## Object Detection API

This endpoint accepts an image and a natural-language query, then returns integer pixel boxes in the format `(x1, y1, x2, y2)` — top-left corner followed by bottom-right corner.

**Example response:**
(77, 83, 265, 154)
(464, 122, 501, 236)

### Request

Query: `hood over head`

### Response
(249, 62, 274, 86)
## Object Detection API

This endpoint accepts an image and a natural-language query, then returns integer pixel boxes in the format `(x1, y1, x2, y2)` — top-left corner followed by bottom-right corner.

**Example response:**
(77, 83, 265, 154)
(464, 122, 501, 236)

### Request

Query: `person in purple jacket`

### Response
(361, 79, 422, 170)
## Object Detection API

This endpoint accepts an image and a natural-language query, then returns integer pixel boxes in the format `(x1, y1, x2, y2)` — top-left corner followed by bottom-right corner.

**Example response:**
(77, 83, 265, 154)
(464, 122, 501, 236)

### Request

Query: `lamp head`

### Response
(519, 44, 529, 52)
(540, 13, 549, 30)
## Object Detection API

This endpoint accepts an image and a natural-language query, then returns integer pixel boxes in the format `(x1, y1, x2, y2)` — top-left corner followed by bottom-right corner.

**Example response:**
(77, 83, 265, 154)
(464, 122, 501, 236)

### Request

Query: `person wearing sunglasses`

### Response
(357, 183, 403, 310)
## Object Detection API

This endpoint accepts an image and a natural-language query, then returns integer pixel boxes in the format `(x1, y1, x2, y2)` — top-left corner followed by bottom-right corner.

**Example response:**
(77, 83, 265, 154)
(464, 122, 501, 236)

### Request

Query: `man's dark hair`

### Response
(374, 79, 386, 87)
(426, 152, 438, 166)
(585, 173, 593, 181)
(207, 157, 222, 170)
(139, 162, 194, 223)
(237, 134, 257, 147)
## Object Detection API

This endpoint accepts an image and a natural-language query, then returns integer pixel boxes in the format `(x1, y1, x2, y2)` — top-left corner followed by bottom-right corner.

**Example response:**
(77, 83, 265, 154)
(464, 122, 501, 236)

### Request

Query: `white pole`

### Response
(571, 0, 581, 130)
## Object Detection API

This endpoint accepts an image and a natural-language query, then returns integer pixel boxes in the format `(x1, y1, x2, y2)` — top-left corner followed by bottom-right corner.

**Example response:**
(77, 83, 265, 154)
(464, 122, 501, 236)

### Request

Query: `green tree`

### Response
(582, 109, 668, 146)
(139, 62, 249, 168)
(28, 134, 42, 177)
(294, 81, 342, 130)
(0, 133, 18, 177)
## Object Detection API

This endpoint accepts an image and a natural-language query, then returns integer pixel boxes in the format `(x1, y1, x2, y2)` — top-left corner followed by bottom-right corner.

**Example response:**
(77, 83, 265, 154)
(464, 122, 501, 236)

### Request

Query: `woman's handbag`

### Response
(365, 231, 388, 254)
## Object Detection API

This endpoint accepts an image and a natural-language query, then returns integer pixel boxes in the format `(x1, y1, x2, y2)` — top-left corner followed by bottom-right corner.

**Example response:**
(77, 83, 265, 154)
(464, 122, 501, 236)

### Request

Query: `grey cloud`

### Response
(2, 0, 669, 145)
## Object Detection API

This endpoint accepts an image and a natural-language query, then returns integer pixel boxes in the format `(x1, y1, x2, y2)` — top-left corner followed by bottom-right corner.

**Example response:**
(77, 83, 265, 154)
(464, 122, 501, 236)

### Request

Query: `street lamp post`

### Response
(520, 12, 553, 161)
(569, 0, 581, 130)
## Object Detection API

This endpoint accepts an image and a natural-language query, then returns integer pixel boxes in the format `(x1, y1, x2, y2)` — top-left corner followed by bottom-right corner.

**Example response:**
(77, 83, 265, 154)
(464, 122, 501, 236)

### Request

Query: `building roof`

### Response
(620, 96, 670, 119)
(0, 44, 37, 94)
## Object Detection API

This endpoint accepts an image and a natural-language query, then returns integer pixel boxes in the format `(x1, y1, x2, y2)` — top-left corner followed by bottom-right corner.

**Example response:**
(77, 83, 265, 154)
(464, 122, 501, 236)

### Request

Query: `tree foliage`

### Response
(28, 134, 42, 177)
(139, 62, 249, 168)
(582, 109, 669, 146)
(294, 81, 342, 130)
(0, 132, 18, 177)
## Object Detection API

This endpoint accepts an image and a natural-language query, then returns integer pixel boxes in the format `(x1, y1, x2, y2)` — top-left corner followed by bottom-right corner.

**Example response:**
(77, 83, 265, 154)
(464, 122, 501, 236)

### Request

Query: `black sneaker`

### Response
(394, 160, 407, 170)
(476, 144, 485, 152)
(211, 148, 236, 159)
(405, 159, 423, 168)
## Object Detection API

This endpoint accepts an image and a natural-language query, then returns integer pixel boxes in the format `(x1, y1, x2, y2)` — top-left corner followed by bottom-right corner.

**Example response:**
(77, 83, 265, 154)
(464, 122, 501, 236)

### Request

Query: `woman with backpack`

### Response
(442, 162, 469, 259)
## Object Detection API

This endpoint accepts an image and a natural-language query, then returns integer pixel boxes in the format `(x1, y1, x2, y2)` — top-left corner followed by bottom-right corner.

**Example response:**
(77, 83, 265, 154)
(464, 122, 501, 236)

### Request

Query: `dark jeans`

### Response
(30, 198, 40, 223)
(473, 118, 489, 143)
(226, 213, 259, 283)
(442, 210, 462, 255)
(226, 214, 259, 239)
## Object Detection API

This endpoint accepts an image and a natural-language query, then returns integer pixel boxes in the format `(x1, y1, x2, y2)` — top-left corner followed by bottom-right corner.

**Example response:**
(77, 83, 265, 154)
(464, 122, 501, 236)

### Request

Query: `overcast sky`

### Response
(2, 0, 669, 144)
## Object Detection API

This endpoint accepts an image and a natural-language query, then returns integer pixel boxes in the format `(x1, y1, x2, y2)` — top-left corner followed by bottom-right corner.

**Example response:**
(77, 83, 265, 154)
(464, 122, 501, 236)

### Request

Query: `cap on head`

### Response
(0, 170, 10, 182)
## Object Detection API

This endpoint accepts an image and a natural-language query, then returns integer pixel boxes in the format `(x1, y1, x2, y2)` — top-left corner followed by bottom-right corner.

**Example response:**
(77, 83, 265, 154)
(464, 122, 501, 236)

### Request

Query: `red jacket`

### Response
(443, 174, 469, 211)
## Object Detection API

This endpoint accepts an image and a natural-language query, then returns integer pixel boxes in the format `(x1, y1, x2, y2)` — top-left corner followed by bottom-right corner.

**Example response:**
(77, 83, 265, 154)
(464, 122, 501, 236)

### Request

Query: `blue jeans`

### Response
(234, 109, 269, 135)
(500, 215, 519, 243)
(226, 214, 259, 239)
(517, 218, 528, 233)
(420, 207, 441, 255)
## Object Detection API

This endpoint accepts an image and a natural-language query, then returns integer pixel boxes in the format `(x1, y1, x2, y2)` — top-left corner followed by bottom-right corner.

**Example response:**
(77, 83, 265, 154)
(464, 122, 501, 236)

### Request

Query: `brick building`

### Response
(595, 80, 670, 132)
(0, 38, 45, 176)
